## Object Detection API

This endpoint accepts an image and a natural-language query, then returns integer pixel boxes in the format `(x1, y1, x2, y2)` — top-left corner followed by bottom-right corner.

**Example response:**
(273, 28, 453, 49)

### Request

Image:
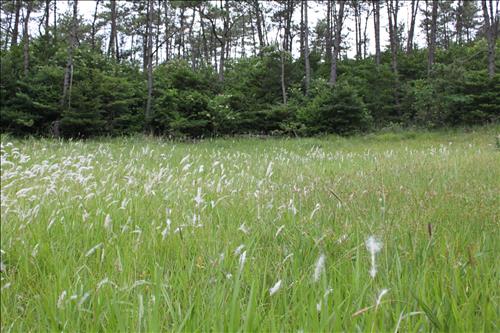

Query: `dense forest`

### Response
(0, 0, 498, 138)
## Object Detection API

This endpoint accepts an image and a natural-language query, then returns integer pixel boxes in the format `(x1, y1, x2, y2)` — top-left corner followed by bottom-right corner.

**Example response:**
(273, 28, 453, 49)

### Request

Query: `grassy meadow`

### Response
(1, 127, 499, 332)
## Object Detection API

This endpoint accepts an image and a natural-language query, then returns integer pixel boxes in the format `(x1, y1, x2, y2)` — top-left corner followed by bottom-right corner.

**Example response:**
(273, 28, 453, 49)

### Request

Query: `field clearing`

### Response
(1, 127, 499, 332)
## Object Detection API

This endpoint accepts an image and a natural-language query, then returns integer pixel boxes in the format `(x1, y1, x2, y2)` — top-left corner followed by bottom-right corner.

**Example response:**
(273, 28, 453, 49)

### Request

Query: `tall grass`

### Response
(1, 126, 499, 332)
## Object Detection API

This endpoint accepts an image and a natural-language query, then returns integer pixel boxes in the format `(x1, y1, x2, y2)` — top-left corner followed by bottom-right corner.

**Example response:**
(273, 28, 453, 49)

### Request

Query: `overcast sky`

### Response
(44, 1, 430, 60)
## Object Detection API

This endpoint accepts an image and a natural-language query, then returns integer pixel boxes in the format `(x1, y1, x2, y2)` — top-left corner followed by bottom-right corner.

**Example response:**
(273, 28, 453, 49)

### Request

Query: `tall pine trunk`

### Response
(23, 2, 32, 76)
(481, 0, 498, 79)
(373, 0, 381, 66)
(53, 0, 57, 42)
(145, 0, 154, 133)
(61, 0, 78, 109)
(253, 0, 264, 49)
(354, 1, 361, 60)
(164, 1, 170, 61)
(428, 0, 438, 76)
(456, 0, 463, 44)
(44, 0, 50, 40)
(108, 0, 117, 59)
(326, 0, 332, 63)
(188, 7, 197, 69)
(3, 10, 12, 51)
(250, 11, 257, 56)
(200, 11, 209, 64)
(11, 0, 21, 46)
(303, 1, 310, 95)
(387, 0, 399, 75)
(178, 7, 185, 58)
(91, 0, 100, 51)
(406, 0, 419, 53)
(387, 0, 401, 115)
(330, 0, 345, 86)
(363, 10, 370, 58)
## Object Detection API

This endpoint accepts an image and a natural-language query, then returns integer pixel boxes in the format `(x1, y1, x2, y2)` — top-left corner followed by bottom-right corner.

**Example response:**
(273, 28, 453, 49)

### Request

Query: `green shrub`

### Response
(301, 79, 372, 135)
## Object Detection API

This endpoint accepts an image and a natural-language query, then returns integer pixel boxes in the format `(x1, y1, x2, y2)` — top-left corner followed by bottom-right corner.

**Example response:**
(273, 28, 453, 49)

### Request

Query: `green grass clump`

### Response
(1, 126, 499, 332)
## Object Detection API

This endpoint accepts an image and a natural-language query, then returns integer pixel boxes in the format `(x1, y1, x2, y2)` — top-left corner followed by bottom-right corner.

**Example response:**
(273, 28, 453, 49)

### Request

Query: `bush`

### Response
(209, 94, 240, 135)
(152, 61, 218, 137)
(301, 79, 372, 135)
(404, 65, 499, 127)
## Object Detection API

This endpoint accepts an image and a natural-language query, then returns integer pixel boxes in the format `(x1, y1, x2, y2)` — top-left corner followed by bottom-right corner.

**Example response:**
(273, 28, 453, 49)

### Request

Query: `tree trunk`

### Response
(200, 11, 209, 64)
(154, 0, 160, 66)
(131, 33, 135, 62)
(406, 0, 419, 53)
(428, 0, 438, 76)
(387, 0, 401, 115)
(281, 50, 287, 104)
(219, 37, 226, 82)
(423, 0, 430, 45)
(91, 0, 100, 50)
(145, 0, 154, 132)
(304, 1, 310, 95)
(44, 0, 50, 40)
(179, 7, 185, 58)
(300, 1, 304, 59)
(142, 3, 148, 72)
(3, 10, 12, 51)
(61, 0, 78, 109)
(363, 8, 371, 58)
(329, 0, 345, 86)
(188, 7, 196, 69)
(115, 26, 120, 60)
(456, 0, 463, 44)
(23, 2, 32, 76)
(241, 13, 246, 57)
(387, 0, 399, 75)
(250, 11, 257, 56)
(53, 0, 57, 41)
(284, 0, 294, 52)
(253, 0, 264, 49)
(108, 0, 117, 58)
(373, 0, 381, 66)
(326, 0, 332, 63)
(262, 5, 269, 45)
(213, 33, 218, 73)
(11, 0, 21, 47)
(354, 1, 361, 60)
(164, 0, 170, 61)
(481, 0, 498, 79)
(284, 1, 289, 52)
(443, 14, 450, 49)
(218, 0, 230, 81)
(142, 34, 147, 72)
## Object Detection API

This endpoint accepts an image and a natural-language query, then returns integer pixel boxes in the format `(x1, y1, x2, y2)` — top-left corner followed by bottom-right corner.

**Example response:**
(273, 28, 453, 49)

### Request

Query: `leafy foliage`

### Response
(1, 29, 498, 138)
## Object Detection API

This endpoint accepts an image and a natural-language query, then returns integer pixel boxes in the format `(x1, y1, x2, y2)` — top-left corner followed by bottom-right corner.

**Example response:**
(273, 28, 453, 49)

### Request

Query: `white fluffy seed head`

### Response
(194, 187, 204, 206)
(85, 243, 103, 257)
(265, 162, 273, 178)
(234, 244, 245, 256)
(239, 251, 247, 271)
(97, 277, 110, 290)
(78, 292, 90, 307)
(269, 280, 282, 296)
(313, 254, 326, 282)
(57, 290, 67, 309)
(104, 214, 112, 231)
(365, 236, 382, 254)
(376, 288, 389, 307)
(238, 223, 249, 234)
(275, 225, 285, 238)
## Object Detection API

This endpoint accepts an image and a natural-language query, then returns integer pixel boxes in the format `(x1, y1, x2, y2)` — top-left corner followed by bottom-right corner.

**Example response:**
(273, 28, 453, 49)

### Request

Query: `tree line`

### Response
(1, 0, 498, 138)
